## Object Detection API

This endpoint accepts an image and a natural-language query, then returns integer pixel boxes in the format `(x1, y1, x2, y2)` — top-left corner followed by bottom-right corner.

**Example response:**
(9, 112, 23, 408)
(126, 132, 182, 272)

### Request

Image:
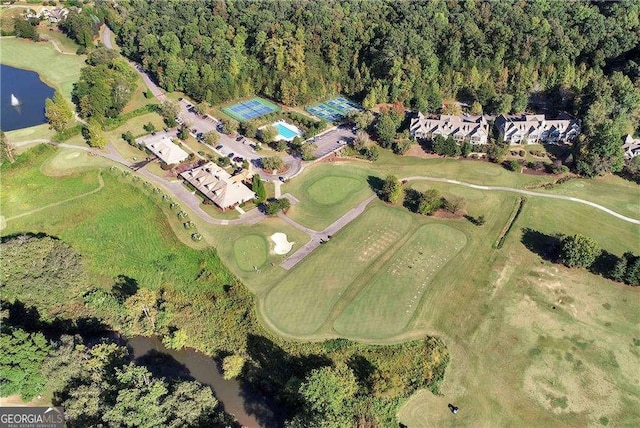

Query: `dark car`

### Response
(196, 133, 204, 139)
(233, 156, 243, 163)
(235, 135, 243, 141)
(232, 167, 242, 175)
(215, 145, 223, 150)
(228, 152, 235, 158)
(279, 176, 285, 182)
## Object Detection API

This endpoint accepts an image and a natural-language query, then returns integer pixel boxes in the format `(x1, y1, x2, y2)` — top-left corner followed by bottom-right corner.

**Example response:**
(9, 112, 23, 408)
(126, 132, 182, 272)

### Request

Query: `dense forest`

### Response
(105, 0, 639, 113)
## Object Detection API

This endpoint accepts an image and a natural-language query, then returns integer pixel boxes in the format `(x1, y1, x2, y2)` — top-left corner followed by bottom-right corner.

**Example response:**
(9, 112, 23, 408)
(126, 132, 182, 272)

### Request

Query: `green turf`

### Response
(0, 37, 85, 103)
(0, 145, 102, 219)
(233, 234, 268, 272)
(333, 224, 467, 339)
(4, 123, 55, 144)
(262, 204, 413, 336)
(283, 163, 374, 230)
(221, 97, 281, 122)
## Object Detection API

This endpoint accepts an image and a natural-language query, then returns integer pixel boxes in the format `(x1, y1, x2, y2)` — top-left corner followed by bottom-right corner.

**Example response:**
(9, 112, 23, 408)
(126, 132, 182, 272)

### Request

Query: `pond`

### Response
(125, 335, 283, 428)
(0, 64, 55, 131)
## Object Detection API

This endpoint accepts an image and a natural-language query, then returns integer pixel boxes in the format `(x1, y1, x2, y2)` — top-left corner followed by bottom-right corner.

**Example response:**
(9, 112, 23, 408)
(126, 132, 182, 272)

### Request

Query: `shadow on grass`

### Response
(520, 228, 561, 262)
(367, 175, 384, 196)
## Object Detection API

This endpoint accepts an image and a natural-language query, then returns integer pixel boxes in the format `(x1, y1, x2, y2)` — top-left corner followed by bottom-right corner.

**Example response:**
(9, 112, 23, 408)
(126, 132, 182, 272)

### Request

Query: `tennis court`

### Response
(222, 97, 281, 122)
(306, 96, 362, 122)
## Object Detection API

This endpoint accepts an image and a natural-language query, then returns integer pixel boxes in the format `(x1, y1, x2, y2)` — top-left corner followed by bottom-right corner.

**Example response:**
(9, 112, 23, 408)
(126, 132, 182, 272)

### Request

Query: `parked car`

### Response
(278, 176, 286, 182)
(196, 133, 204, 139)
(233, 156, 243, 163)
(228, 152, 235, 158)
(235, 135, 243, 141)
(233, 167, 243, 175)
(215, 145, 223, 150)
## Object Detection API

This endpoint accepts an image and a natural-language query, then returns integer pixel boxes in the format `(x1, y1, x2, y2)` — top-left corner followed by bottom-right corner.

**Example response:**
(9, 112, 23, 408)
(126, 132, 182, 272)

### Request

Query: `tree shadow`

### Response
(367, 175, 384, 196)
(112, 275, 139, 302)
(520, 228, 561, 262)
(403, 188, 421, 212)
(589, 250, 620, 279)
(346, 354, 376, 392)
(135, 349, 195, 381)
(0, 299, 110, 336)
(241, 334, 333, 427)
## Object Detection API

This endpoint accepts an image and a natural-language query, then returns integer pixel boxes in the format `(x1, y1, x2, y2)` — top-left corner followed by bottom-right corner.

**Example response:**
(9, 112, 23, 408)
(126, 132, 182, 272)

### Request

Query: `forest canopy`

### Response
(107, 0, 639, 116)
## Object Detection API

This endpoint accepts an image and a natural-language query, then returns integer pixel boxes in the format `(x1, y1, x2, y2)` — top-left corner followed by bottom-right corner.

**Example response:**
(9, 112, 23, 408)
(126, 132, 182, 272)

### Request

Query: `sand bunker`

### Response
(271, 233, 293, 255)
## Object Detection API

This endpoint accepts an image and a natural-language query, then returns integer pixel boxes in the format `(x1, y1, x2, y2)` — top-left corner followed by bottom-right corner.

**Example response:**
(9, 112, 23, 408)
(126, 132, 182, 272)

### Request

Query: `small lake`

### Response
(0, 64, 55, 131)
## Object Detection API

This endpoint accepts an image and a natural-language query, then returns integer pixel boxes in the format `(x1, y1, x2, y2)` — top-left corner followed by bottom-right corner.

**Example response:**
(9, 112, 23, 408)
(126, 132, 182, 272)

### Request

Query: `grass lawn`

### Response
(106, 113, 166, 160)
(0, 145, 103, 219)
(38, 27, 80, 54)
(0, 37, 85, 102)
(262, 204, 413, 336)
(233, 234, 268, 272)
(4, 123, 54, 144)
(283, 162, 374, 230)
(333, 224, 467, 339)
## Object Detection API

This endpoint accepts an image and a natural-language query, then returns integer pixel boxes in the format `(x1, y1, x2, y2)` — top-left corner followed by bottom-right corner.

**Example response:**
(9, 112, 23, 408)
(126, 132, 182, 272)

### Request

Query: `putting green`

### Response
(233, 234, 268, 272)
(334, 224, 467, 339)
(263, 205, 413, 336)
(307, 176, 363, 205)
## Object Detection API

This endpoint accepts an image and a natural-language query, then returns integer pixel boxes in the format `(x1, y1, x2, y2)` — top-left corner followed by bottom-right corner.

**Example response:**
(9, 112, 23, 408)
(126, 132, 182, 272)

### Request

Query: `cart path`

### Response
(402, 176, 640, 225)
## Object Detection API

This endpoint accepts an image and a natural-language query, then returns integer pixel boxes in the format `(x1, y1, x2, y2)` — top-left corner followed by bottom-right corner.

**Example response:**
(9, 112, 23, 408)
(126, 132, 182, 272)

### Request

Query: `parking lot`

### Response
(311, 125, 356, 158)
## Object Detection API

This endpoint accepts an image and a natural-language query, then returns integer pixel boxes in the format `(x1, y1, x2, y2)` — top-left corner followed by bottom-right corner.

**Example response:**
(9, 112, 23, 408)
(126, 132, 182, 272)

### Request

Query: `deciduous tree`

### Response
(559, 234, 600, 268)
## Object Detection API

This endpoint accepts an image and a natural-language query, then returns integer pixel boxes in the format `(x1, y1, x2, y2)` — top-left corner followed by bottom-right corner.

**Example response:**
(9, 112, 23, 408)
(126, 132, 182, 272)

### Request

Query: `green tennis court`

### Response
(222, 97, 281, 122)
(306, 96, 362, 122)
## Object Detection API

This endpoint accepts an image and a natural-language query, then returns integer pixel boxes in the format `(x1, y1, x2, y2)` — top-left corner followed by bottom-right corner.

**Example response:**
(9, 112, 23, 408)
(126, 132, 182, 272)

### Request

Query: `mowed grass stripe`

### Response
(263, 205, 413, 336)
(284, 163, 373, 230)
(334, 224, 467, 339)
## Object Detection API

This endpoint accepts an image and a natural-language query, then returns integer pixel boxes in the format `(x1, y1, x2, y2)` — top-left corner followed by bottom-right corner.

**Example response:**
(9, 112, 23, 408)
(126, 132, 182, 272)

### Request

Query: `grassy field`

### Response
(2, 141, 638, 426)
(333, 224, 467, 339)
(0, 37, 85, 102)
(283, 162, 374, 230)
(0, 146, 104, 219)
(263, 205, 413, 336)
(39, 27, 80, 54)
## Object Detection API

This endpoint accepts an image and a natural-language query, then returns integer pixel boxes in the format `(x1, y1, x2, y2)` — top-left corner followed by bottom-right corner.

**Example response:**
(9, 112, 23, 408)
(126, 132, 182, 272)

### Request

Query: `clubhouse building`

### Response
(180, 162, 255, 210)
(144, 136, 189, 165)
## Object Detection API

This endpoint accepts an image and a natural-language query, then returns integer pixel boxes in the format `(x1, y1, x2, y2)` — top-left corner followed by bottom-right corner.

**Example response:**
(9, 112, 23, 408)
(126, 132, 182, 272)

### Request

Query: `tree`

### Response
(418, 189, 443, 215)
(349, 111, 375, 131)
(0, 328, 50, 401)
(240, 122, 258, 138)
(264, 198, 291, 215)
(45, 91, 74, 132)
(158, 100, 180, 126)
(13, 18, 39, 41)
(203, 131, 219, 146)
(559, 234, 600, 268)
(576, 121, 624, 177)
(432, 135, 460, 157)
(298, 364, 358, 418)
(300, 143, 317, 161)
(221, 119, 239, 135)
(393, 140, 412, 155)
(506, 159, 520, 172)
(85, 119, 106, 148)
(259, 126, 277, 144)
(178, 126, 189, 140)
(252, 174, 266, 202)
(261, 156, 284, 171)
(143, 122, 157, 133)
(443, 196, 465, 214)
(194, 102, 208, 116)
(363, 145, 379, 161)
(374, 114, 397, 149)
(461, 141, 472, 157)
(380, 175, 402, 204)
(487, 143, 507, 163)
(222, 355, 245, 380)
(470, 101, 483, 115)
(0, 131, 16, 164)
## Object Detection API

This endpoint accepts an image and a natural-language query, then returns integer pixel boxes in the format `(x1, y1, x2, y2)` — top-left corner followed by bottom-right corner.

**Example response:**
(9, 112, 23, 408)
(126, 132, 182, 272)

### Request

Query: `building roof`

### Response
(410, 113, 490, 143)
(180, 162, 255, 209)
(495, 114, 580, 141)
(145, 137, 189, 165)
(623, 134, 640, 159)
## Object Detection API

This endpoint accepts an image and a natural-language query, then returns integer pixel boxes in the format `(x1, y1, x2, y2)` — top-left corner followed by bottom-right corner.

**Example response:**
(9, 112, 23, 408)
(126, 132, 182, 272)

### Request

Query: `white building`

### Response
(495, 114, 580, 145)
(623, 134, 640, 160)
(145, 137, 189, 165)
(410, 113, 490, 145)
(180, 162, 255, 210)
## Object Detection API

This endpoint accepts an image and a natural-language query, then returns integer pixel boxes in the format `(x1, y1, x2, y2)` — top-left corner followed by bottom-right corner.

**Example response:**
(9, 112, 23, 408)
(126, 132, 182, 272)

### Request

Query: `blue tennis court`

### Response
(306, 96, 362, 122)
(222, 97, 280, 122)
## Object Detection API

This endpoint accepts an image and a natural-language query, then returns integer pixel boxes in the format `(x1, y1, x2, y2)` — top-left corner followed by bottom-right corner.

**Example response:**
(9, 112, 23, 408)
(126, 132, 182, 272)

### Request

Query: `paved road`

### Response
(402, 176, 640, 225)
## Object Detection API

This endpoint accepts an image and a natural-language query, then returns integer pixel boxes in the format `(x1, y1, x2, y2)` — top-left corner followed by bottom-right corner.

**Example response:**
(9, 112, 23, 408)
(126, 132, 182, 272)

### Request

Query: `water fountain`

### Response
(10, 94, 20, 106)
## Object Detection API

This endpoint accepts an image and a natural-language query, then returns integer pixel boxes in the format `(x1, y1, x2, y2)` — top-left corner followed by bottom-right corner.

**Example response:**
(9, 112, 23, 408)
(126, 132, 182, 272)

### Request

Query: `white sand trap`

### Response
(271, 233, 293, 255)
(66, 152, 81, 159)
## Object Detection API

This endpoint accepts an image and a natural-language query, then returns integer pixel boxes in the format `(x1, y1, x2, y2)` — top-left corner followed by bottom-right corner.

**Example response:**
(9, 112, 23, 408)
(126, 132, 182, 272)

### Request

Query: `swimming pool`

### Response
(274, 122, 301, 141)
